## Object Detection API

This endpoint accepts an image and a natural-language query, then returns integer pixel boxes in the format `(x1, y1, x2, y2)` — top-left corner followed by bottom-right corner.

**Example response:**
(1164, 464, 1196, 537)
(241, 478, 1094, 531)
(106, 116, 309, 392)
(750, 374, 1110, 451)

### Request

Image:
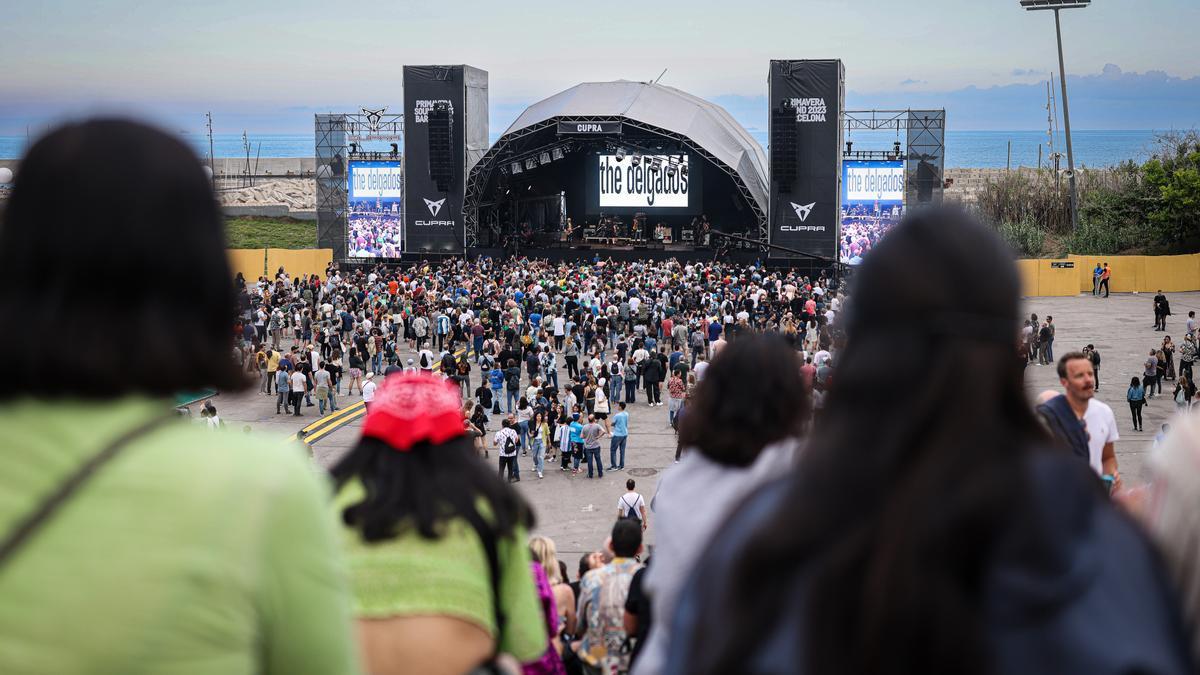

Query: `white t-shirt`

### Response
(1083, 399, 1119, 475)
(552, 316, 566, 336)
(362, 379, 377, 403)
(290, 371, 306, 392)
(618, 492, 645, 519)
(693, 360, 709, 380)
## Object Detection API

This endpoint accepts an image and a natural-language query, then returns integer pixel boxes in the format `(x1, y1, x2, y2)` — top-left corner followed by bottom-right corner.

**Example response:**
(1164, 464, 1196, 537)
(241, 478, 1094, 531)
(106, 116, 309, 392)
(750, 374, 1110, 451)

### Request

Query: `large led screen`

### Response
(347, 160, 404, 258)
(840, 159, 904, 265)
(597, 154, 690, 209)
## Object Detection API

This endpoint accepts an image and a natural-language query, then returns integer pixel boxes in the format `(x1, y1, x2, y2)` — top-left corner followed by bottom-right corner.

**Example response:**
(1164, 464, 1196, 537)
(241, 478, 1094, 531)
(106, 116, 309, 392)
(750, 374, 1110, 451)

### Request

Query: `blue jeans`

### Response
(474, 336, 484, 357)
(625, 380, 637, 402)
(585, 446, 603, 478)
(572, 441, 583, 469)
(506, 388, 520, 413)
(518, 420, 530, 451)
(491, 388, 503, 410)
(610, 435, 627, 469)
(532, 438, 545, 474)
(546, 367, 558, 388)
(609, 378, 621, 403)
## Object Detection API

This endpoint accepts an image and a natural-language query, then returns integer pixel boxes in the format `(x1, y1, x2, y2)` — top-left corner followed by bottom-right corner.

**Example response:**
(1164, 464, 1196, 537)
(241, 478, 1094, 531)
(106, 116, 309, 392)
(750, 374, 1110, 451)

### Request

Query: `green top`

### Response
(334, 480, 546, 662)
(0, 398, 358, 675)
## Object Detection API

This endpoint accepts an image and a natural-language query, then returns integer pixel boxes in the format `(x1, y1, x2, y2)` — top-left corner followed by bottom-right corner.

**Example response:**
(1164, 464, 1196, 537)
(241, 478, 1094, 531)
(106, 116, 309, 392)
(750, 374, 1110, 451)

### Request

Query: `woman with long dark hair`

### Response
(0, 119, 356, 673)
(663, 209, 1192, 675)
(330, 372, 545, 674)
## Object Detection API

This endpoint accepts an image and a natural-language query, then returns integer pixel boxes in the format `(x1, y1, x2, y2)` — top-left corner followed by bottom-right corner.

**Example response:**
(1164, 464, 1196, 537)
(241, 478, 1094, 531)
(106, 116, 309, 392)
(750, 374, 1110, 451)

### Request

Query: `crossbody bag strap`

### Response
(461, 510, 507, 663)
(0, 413, 173, 570)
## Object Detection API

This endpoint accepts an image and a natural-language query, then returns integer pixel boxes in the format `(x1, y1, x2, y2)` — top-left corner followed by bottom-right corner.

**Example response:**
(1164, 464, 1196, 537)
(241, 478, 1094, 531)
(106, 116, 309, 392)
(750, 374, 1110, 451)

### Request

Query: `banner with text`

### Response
(597, 154, 690, 208)
(768, 59, 843, 261)
(404, 65, 467, 253)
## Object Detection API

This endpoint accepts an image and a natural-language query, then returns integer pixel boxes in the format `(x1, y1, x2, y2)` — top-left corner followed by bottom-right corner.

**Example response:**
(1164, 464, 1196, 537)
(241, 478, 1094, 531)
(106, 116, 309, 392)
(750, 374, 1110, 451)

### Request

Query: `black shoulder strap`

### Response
(0, 413, 172, 570)
(461, 510, 507, 660)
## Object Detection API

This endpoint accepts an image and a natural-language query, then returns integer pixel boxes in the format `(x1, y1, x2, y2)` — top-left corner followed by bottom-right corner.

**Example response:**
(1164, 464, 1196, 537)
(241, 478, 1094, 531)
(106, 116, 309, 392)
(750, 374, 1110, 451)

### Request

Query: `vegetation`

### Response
(224, 217, 316, 249)
(977, 131, 1200, 257)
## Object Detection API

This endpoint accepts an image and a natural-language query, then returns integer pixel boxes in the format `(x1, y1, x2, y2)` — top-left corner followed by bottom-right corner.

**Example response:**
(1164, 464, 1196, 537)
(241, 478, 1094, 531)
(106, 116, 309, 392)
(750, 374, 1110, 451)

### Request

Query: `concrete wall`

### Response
(1018, 254, 1200, 296)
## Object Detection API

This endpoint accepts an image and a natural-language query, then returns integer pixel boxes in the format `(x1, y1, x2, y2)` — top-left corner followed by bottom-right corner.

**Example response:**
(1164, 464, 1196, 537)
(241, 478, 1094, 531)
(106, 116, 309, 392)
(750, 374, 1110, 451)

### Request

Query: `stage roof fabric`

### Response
(503, 80, 769, 214)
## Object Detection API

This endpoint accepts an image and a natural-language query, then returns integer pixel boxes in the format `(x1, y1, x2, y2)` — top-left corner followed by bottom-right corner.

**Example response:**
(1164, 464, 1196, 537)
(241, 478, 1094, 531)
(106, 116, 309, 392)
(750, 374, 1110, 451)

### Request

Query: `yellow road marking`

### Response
(289, 347, 468, 445)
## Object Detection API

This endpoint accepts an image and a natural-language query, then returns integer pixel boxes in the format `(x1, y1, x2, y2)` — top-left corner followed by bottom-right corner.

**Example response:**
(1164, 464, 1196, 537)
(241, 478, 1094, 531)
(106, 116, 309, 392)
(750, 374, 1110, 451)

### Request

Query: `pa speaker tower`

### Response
(767, 59, 843, 261)
(403, 65, 489, 253)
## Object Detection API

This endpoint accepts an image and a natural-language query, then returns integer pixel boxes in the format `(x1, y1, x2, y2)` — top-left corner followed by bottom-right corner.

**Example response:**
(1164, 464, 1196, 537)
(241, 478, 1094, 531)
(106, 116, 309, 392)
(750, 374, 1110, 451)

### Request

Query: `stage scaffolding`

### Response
(842, 109, 946, 206)
(315, 110, 405, 261)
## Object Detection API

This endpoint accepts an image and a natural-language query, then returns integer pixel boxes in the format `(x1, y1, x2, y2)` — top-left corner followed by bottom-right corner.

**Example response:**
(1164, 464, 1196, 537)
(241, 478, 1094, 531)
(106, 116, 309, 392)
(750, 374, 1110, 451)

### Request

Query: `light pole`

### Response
(1021, 0, 1089, 231)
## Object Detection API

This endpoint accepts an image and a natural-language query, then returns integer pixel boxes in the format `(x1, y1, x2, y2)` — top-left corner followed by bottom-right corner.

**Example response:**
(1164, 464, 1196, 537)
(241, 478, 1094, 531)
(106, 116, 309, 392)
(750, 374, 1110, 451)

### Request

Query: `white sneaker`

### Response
(538, 472, 544, 479)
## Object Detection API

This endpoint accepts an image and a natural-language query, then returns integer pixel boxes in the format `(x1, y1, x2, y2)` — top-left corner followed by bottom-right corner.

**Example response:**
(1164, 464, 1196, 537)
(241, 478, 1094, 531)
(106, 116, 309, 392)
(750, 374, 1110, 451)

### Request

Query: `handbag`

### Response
(0, 414, 172, 570)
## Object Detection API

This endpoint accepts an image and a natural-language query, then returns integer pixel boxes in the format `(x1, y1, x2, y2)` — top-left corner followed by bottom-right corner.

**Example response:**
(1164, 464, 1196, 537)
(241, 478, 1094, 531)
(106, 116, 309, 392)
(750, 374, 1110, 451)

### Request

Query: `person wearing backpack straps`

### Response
(617, 479, 648, 532)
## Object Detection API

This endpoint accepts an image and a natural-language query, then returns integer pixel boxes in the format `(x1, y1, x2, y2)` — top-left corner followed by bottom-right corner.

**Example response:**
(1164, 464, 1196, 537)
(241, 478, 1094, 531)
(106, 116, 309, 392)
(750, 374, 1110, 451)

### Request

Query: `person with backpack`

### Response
(540, 346, 558, 388)
(494, 418, 522, 482)
(488, 363, 505, 415)
(1084, 344, 1102, 392)
(504, 359, 523, 413)
(617, 479, 648, 532)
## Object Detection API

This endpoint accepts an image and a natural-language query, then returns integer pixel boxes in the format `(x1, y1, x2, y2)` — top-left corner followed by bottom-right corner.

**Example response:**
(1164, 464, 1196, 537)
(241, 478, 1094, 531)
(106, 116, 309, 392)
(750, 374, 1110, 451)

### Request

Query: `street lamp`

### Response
(1021, 0, 1090, 231)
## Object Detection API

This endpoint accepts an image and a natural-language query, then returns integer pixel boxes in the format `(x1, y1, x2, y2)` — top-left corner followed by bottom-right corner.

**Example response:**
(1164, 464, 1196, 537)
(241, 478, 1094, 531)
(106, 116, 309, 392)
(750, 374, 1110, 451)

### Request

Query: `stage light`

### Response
(893, 141, 902, 156)
(349, 143, 359, 154)
(680, 163, 688, 177)
(615, 148, 627, 161)
(525, 158, 538, 170)
(511, 162, 522, 174)
(666, 164, 676, 177)
(540, 151, 552, 165)
(527, 185, 533, 191)
(552, 147, 565, 161)
(631, 155, 640, 167)
(845, 141, 853, 154)
(390, 143, 399, 157)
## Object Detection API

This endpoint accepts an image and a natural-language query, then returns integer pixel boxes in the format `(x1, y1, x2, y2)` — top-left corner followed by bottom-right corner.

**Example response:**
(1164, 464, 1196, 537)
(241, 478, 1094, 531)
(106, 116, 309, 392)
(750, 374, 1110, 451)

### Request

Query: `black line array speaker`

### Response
(428, 102, 453, 193)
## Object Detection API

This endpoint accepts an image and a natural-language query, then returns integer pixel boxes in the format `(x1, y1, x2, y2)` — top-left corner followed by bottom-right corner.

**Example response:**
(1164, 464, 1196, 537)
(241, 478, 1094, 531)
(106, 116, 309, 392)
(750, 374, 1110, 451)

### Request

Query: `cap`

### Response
(361, 372, 466, 451)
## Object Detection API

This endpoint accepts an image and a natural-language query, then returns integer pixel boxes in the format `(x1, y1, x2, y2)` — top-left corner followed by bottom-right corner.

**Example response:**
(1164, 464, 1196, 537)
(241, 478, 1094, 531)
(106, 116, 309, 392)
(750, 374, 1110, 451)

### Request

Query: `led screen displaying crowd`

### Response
(348, 207, 403, 258)
(839, 204, 902, 265)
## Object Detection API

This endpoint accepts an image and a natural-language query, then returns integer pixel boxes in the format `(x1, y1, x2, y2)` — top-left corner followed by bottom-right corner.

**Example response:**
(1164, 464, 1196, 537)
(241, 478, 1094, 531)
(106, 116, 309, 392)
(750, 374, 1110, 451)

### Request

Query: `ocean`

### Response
(0, 129, 1165, 169)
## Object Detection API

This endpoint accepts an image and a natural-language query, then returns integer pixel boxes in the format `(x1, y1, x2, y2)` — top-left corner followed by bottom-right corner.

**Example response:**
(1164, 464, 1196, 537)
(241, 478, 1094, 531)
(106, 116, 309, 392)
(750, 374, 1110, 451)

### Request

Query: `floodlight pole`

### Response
(1052, 8, 1079, 231)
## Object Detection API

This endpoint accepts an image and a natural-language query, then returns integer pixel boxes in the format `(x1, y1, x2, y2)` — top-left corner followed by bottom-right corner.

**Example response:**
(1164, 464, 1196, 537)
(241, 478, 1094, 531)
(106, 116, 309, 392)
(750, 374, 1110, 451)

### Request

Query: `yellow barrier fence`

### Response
(1017, 254, 1200, 296)
(227, 248, 333, 280)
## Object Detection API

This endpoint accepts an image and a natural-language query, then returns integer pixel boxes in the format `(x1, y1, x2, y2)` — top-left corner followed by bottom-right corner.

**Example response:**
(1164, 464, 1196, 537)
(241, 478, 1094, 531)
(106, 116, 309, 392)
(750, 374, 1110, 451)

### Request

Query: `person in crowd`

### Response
(529, 536, 574, 672)
(1127, 376, 1147, 432)
(331, 372, 544, 674)
(617, 479, 648, 531)
(623, 561, 653, 672)
(662, 209, 1192, 675)
(0, 119, 358, 674)
(1172, 374, 1195, 412)
(634, 334, 805, 675)
(580, 414, 606, 479)
(608, 402, 630, 471)
(495, 417, 522, 483)
(575, 520, 644, 674)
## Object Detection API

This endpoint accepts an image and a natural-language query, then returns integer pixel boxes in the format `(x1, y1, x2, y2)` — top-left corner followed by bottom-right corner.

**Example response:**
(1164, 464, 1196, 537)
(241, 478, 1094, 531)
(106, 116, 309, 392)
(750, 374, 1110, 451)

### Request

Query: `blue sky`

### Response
(1, 0, 1197, 135)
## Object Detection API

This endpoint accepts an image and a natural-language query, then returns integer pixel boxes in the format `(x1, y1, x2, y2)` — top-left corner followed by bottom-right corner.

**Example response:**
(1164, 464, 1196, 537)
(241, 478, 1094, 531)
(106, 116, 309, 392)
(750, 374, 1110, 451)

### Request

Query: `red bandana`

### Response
(361, 372, 466, 451)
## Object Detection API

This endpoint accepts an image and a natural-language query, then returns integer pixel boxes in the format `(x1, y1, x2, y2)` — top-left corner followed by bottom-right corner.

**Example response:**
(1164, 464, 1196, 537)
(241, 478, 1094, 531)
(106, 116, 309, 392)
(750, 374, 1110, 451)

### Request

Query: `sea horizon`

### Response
(0, 128, 1174, 169)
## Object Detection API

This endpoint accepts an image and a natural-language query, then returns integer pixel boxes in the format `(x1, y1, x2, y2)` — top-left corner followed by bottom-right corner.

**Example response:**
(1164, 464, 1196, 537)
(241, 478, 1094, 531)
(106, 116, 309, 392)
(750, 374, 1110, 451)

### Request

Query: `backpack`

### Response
(504, 434, 517, 456)
(506, 370, 521, 390)
(621, 495, 642, 524)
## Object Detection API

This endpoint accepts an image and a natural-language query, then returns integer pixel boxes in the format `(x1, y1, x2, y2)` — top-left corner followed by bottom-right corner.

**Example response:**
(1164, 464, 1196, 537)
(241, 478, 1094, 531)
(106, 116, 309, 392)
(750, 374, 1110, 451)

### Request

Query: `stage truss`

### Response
(464, 115, 768, 248)
(842, 109, 947, 205)
(315, 110, 405, 260)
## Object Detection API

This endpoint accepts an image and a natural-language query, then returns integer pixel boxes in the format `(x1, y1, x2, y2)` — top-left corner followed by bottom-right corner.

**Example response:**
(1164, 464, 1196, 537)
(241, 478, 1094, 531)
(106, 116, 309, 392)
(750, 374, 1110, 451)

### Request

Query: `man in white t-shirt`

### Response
(361, 372, 377, 410)
(289, 369, 307, 418)
(617, 479, 648, 531)
(1058, 352, 1121, 488)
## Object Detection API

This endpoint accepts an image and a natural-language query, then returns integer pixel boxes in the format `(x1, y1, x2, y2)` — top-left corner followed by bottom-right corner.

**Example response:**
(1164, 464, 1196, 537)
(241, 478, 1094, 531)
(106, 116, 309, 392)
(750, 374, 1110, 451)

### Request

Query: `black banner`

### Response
(404, 66, 467, 253)
(557, 121, 623, 135)
(768, 59, 843, 260)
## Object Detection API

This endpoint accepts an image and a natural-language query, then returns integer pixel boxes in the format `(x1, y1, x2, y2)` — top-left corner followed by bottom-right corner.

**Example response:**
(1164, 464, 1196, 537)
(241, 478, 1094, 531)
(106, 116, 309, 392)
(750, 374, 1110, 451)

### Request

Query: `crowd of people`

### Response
(347, 211, 404, 258)
(838, 205, 902, 265)
(9, 118, 1200, 675)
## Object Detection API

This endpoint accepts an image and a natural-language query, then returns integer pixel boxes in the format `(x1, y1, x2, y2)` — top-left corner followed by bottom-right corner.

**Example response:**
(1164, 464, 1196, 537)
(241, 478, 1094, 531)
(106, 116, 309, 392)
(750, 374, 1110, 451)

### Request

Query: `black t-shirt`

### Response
(624, 567, 652, 665)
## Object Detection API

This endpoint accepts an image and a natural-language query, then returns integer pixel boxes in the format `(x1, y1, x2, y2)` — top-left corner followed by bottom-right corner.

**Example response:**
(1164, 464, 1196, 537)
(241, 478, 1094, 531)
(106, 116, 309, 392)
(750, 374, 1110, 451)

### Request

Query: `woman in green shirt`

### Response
(331, 372, 545, 675)
(0, 120, 358, 674)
